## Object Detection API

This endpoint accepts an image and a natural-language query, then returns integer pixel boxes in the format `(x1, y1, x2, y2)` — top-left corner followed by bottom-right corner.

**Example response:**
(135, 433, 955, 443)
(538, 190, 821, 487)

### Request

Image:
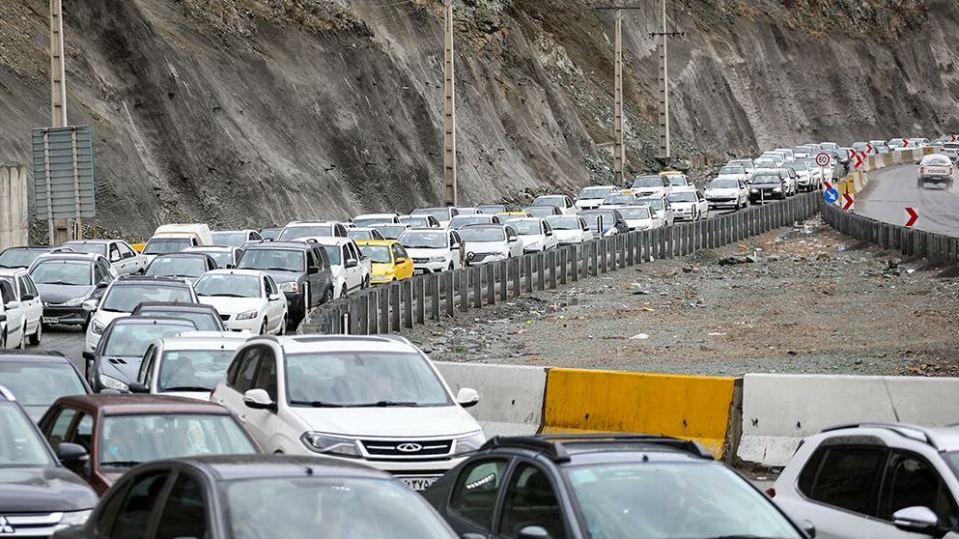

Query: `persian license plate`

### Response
(399, 476, 438, 491)
(42, 317, 58, 324)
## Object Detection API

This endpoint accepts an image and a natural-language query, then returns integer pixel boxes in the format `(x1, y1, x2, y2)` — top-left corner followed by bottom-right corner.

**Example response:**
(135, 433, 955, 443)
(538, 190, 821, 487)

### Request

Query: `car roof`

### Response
(109, 316, 197, 328)
(151, 252, 211, 259)
(183, 246, 234, 252)
(164, 454, 393, 481)
(134, 302, 217, 312)
(245, 334, 420, 355)
(0, 351, 73, 364)
(669, 186, 697, 193)
(355, 213, 397, 218)
(34, 252, 100, 262)
(212, 229, 256, 233)
(201, 269, 266, 278)
(244, 242, 311, 251)
(64, 239, 115, 245)
(305, 237, 350, 247)
(54, 394, 232, 414)
(481, 434, 714, 464)
(818, 423, 959, 453)
(0, 268, 28, 276)
(113, 275, 191, 286)
(157, 334, 250, 350)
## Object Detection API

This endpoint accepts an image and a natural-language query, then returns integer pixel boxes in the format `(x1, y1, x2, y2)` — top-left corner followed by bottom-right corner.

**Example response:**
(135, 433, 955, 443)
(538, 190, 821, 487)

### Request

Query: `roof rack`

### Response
(482, 433, 714, 462)
(820, 422, 945, 450)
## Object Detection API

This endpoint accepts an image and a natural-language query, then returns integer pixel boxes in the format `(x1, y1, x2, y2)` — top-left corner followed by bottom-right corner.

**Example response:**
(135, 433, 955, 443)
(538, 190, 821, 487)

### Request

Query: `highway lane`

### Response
(858, 165, 959, 237)
(35, 325, 86, 375)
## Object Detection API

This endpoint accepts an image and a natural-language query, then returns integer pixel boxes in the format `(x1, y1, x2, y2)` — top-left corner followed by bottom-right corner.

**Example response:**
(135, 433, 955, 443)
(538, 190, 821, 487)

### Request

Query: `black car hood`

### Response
(259, 269, 303, 286)
(0, 467, 97, 512)
(99, 355, 142, 385)
(36, 283, 93, 304)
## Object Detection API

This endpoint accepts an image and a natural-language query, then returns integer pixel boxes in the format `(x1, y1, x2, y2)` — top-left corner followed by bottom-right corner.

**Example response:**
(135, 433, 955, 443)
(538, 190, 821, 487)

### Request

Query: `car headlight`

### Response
(63, 296, 86, 307)
(430, 256, 446, 262)
(57, 510, 93, 529)
(100, 375, 128, 391)
(301, 432, 361, 457)
(278, 281, 299, 293)
(236, 310, 259, 321)
(92, 321, 105, 335)
(773, 187, 782, 192)
(453, 431, 487, 455)
(750, 188, 758, 193)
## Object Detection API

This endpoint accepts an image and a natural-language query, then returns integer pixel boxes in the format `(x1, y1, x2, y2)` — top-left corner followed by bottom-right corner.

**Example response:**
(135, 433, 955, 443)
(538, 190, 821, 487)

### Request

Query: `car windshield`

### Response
(195, 274, 261, 298)
(399, 231, 448, 249)
(411, 208, 450, 222)
(322, 246, 341, 266)
(0, 404, 52, 466)
(581, 212, 616, 229)
(786, 162, 807, 171)
(668, 192, 697, 203)
(564, 462, 801, 539)
(374, 225, 409, 240)
(285, 351, 451, 407)
(719, 166, 745, 175)
(0, 363, 85, 407)
(277, 225, 331, 241)
(0, 249, 48, 269)
(400, 217, 432, 228)
(524, 207, 557, 218)
(579, 187, 613, 200)
(260, 228, 282, 240)
(708, 178, 739, 189)
(922, 156, 951, 166)
(546, 217, 581, 230)
(352, 217, 389, 228)
(29, 260, 91, 286)
(104, 322, 196, 356)
(192, 250, 232, 268)
(636, 199, 664, 212)
(143, 237, 192, 255)
(458, 227, 505, 243)
(618, 207, 652, 220)
(631, 176, 662, 188)
(237, 249, 305, 273)
(477, 205, 506, 214)
(532, 196, 564, 207)
(450, 216, 490, 229)
(136, 310, 221, 332)
(666, 176, 687, 186)
(158, 349, 235, 391)
(226, 477, 455, 539)
(751, 174, 781, 185)
(753, 159, 776, 169)
(511, 220, 543, 235)
(63, 242, 107, 256)
(99, 413, 256, 468)
(347, 230, 374, 241)
(729, 160, 752, 168)
(145, 256, 207, 278)
(359, 245, 392, 264)
(210, 232, 247, 247)
(602, 195, 634, 205)
(101, 284, 194, 312)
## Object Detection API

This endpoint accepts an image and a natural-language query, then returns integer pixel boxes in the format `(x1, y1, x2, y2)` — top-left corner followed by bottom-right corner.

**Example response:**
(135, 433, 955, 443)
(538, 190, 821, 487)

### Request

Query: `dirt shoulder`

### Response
(406, 217, 959, 377)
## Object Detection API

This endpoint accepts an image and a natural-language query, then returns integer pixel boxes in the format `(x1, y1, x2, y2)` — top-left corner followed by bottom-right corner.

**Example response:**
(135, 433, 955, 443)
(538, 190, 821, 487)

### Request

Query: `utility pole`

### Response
(50, 0, 67, 127)
(648, 0, 683, 162)
(595, 4, 642, 186)
(442, 0, 457, 207)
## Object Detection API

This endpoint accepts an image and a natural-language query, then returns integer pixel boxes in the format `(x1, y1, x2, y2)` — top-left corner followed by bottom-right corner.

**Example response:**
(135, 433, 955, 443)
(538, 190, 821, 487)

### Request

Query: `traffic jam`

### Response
(0, 137, 954, 539)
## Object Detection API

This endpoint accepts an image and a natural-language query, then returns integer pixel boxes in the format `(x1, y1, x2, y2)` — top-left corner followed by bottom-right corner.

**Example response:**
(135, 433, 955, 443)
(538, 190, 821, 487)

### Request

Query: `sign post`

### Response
(816, 152, 830, 188)
(32, 126, 96, 245)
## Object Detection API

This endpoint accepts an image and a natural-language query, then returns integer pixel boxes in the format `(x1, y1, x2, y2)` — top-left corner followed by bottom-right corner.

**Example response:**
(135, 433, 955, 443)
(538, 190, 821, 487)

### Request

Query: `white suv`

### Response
(212, 334, 485, 490)
(771, 422, 959, 539)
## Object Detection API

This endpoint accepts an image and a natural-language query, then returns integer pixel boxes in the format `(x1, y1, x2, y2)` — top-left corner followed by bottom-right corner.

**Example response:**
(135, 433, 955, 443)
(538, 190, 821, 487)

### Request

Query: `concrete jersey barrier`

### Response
(541, 368, 740, 458)
(435, 362, 548, 438)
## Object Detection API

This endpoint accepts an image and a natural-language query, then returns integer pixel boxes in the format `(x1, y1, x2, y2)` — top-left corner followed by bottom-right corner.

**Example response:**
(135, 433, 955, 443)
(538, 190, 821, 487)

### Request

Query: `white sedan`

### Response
(616, 206, 657, 231)
(459, 224, 524, 266)
(0, 269, 42, 346)
(704, 177, 749, 210)
(545, 216, 593, 245)
(0, 280, 25, 349)
(667, 189, 709, 221)
(509, 218, 558, 253)
(194, 269, 288, 335)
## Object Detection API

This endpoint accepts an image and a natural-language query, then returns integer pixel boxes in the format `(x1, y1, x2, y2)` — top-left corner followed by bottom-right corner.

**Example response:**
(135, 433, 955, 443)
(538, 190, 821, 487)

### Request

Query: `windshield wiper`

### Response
(289, 400, 345, 408)
(99, 307, 124, 313)
(209, 293, 246, 298)
(162, 386, 211, 392)
(43, 281, 84, 286)
(102, 461, 140, 467)
(260, 267, 297, 272)
(352, 400, 419, 407)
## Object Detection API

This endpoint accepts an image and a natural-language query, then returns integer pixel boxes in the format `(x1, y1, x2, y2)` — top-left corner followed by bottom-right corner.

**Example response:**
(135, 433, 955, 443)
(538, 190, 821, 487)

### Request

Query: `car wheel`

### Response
(364, 276, 371, 289)
(0, 331, 5, 350)
(28, 322, 41, 346)
(259, 319, 267, 335)
(279, 316, 288, 336)
(323, 288, 333, 304)
(341, 285, 348, 298)
(17, 332, 25, 350)
(448, 262, 454, 271)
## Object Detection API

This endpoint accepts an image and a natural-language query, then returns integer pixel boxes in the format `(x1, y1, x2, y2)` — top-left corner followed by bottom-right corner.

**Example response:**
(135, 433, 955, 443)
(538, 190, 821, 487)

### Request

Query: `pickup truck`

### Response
(311, 237, 372, 298)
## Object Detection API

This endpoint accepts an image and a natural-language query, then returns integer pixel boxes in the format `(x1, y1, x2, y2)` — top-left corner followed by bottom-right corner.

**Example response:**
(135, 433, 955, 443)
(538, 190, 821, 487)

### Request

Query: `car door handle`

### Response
(238, 414, 247, 423)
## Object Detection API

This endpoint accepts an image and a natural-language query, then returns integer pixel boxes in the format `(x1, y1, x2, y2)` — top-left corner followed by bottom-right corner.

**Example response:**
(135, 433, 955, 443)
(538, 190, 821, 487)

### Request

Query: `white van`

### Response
(143, 224, 214, 262)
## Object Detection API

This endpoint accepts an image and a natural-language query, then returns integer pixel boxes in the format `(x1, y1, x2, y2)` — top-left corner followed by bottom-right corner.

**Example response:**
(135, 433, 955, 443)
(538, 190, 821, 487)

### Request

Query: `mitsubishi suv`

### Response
(211, 335, 485, 491)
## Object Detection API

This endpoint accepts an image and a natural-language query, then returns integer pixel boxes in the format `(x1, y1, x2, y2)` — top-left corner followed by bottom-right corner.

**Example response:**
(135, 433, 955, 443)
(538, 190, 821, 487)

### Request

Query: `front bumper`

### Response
(314, 453, 467, 490)
(749, 191, 785, 202)
(465, 253, 506, 266)
(371, 275, 397, 285)
(412, 260, 447, 274)
(920, 175, 951, 183)
(221, 315, 261, 333)
(705, 196, 737, 208)
(41, 305, 87, 325)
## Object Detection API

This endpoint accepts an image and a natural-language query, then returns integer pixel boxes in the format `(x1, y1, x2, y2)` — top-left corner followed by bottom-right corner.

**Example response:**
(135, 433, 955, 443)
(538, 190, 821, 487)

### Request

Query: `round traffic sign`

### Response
(823, 188, 839, 204)
(815, 152, 830, 167)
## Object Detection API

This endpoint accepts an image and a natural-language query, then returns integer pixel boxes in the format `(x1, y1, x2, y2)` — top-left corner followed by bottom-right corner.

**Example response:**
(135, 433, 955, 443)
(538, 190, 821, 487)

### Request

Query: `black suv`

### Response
(0, 400, 97, 532)
(235, 241, 334, 328)
(424, 434, 811, 539)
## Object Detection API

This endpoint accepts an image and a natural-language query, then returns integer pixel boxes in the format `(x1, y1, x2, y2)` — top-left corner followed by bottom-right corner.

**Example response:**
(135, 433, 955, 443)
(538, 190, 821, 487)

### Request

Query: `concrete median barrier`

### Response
(738, 374, 959, 467)
(435, 362, 548, 437)
(541, 368, 740, 458)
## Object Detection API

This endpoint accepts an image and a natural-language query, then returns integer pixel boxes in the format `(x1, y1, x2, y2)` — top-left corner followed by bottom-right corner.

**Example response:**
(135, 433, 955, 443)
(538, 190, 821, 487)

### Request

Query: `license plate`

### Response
(399, 476, 438, 491)
(42, 317, 58, 324)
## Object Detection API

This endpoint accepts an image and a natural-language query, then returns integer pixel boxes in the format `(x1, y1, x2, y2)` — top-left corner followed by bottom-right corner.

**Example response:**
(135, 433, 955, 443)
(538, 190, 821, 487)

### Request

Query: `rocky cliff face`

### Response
(0, 0, 954, 236)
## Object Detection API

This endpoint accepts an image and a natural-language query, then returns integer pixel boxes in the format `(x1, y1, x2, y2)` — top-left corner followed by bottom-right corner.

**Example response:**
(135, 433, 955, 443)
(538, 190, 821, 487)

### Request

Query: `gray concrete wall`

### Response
(0, 165, 29, 249)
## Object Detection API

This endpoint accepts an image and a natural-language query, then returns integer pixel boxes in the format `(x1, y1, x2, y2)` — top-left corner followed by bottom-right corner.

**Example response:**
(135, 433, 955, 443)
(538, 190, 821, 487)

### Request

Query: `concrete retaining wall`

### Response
(435, 362, 547, 437)
(0, 165, 28, 250)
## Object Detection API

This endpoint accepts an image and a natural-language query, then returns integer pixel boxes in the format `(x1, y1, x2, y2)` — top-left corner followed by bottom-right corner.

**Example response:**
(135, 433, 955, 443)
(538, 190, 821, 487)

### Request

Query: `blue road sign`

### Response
(823, 188, 839, 204)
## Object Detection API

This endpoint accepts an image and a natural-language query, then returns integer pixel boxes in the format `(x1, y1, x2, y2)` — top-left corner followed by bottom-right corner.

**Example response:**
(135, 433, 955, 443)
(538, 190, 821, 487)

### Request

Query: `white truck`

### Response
(308, 237, 372, 298)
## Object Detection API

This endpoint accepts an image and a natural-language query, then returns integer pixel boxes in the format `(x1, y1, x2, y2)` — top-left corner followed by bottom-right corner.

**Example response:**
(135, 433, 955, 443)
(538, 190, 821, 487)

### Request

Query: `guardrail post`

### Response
(349, 293, 362, 335)
(401, 280, 413, 329)
(570, 245, 579, 282)
(414, 278, 425, 325)
(534, 252, 545, 290)
(523, 255, 533, 293)
(442, 271, 455, 318)
(470, 266, 482, 309)
(356, 290, 370, 334)
(483, 264, 495, 305)
(458, 269, 470, 312)
(389, 282, 401, 331)
(378, 287, 390, 334)
(498, 260, 508, 301)
(510, 257, 521, 297)
(559, 248, 569, 284)
(546, 250, 557, 289)
(598, 239, 607, 273)
(426, 273, 440, 321)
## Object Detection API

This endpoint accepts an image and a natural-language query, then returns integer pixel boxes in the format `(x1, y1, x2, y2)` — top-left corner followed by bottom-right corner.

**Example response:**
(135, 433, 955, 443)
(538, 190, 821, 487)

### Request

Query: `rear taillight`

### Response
(765, 487, 776, 498)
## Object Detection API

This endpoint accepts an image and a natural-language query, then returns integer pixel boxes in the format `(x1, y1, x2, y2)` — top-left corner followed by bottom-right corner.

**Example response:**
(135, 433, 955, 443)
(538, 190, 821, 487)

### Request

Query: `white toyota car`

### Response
(195, 269, 288, 335)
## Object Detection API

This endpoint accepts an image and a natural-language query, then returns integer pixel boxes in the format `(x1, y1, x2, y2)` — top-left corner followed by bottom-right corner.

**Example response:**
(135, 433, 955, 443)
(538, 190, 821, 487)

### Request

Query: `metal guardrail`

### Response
(820, 199, 959, 266)
(302, 193, 820, 335)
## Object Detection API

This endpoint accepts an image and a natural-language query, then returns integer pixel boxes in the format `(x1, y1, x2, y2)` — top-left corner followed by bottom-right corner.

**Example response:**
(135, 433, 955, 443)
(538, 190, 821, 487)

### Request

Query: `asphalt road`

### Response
(36, 325, 87, 374)
(858, 164, 959, 237)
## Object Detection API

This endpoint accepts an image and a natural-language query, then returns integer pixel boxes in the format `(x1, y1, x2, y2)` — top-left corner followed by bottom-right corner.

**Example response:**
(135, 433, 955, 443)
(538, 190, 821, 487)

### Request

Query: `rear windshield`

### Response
(143, 238, 192, 256)
(631, 176, 663, 188)
(922, 156, 952, 166)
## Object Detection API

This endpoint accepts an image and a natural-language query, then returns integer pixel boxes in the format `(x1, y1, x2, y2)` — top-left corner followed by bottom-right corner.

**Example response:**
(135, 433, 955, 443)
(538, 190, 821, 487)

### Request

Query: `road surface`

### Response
(858, 165, 959, 237)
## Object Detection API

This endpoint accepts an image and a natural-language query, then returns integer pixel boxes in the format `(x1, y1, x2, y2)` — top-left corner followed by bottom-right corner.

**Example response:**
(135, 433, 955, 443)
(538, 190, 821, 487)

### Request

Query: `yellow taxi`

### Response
(355, 240, 414, 285)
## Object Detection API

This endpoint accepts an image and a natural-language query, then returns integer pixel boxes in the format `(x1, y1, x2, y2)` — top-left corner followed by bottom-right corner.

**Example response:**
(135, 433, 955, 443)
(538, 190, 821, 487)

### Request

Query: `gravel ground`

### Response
(406, 217, 959, 376)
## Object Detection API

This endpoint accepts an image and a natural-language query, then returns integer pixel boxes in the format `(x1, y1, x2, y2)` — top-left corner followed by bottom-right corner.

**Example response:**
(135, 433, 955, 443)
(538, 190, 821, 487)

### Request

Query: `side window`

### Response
(342, 246, 353, 262)
(450, 459, 509, 530)
(391, 244, 407, 260)
(119, 243, 135, 259)
(306, 250, 318, 270)
(24, 275, 39, 298)
(261, 277, 271, 297)
(881, 453, 957, 528)
(75, 414, 94, 452)
(110, 471, 171, 539)
(94, 263, 107, 284)
(139, 346, 156, 388)
(16, 277, 29, 299)
(499, 463, 566, 539)
(250, 231, 262, 240)
(314, 248, 329, 270)
(0, 280, 14, 304)
(803, 446, 885, 516)
(155, 473, 208, 539)
(46, 408, 78, 448)
(109, 244, 121, 262)
(228, 349, 261, 394)
(252, 348, 278, 402)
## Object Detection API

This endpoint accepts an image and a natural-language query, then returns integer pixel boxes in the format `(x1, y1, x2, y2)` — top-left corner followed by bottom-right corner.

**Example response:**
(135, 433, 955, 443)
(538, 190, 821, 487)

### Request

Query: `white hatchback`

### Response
(459, 225, 524, 266)
(0, 269, 42, 346)
(132, 331, 253, 400)
(211, 334, 485, 490)
(509, 218, 558, 253)
(195, 269, 288, 335)
(545, 216, 593, 245)
(397, 229, 464, 274)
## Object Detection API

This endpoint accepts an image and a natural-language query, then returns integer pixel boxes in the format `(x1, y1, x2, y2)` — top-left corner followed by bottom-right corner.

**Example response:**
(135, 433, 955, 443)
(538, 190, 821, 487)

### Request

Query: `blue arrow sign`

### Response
(823, 188, 839, 204)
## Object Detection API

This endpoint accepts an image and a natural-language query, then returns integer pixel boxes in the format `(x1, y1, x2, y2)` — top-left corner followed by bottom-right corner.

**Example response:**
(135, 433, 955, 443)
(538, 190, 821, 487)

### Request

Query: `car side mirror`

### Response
(545, 231, 553, 237)
(518, 526, 552, 539)
(893, 507, 942, 537)
(508, 237, 519, 243)
(95, 281, 108, 289)
(57, 442, 89, 474)
(395, 257, 407, 263)
(456, 387, 480, 408)
(128, 382, 149, 394)
(308, 266, 319, 274)
(81, 299, 98, 311)
(81, 351, 95, 362)
(243, 389, 276, 412)
(5, 301, 20, 310)
(226, 264, 235, 269)
(799, 520, 816, 539)
(463, 534, 486, 539)
(451, 243, 460, 249)
(345, 259, 359, 268)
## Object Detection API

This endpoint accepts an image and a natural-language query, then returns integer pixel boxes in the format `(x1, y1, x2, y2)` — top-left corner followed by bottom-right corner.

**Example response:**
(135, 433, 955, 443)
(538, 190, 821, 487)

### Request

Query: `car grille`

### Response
(412, 258, 430, 264)
(361, 439, 453, 457)
(0, 512, 64, 537)
(709, 197, 733, 202)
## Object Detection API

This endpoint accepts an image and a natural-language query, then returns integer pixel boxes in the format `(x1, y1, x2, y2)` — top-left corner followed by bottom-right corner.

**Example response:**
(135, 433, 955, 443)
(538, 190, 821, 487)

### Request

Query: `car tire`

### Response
(0, 331, 5, 350)
(363, 276, 371, 290)
(28, 323, 41, 346)
(448, 262, 455, 272)
(279, 316, 287, 336)
(259, 319, 267, 335)
(341, 285, 348, 298)
(17, 333, 24, 350)
(323, 288, 333, 304)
